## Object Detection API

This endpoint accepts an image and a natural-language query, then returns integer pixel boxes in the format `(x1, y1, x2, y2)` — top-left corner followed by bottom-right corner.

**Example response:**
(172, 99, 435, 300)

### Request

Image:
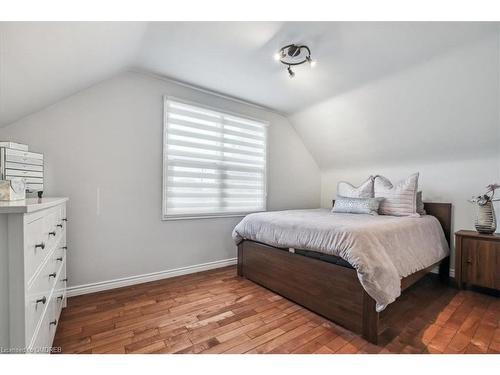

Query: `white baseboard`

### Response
(66, 257, 237, 297)
(67, 259, 453, 298)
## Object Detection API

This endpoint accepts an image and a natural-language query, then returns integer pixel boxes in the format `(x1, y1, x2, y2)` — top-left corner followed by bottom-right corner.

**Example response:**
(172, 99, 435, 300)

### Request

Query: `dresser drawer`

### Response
(27, 253, 60, 304)
(43, 211, 59, 252)
(24, 206, 66, 284)
(27, 229, 65, 291)
(26, 253, 66, 348)
(462, 238, 500, 289)
(6, 175, 43, 184)
(30, 299, 52, 353)
(5, 148, 43, 160)
(4, 148, 43, 166)
(5, 155, 43, 166)
(4, 161, 43, 172)
(25, 217, 50, 283)
(54, 260, 67, 314)
(25, 290, 50, 348)
(29, 294, 58, 353)
(5, 169, 43, 178)
(26, 292, 52, 347)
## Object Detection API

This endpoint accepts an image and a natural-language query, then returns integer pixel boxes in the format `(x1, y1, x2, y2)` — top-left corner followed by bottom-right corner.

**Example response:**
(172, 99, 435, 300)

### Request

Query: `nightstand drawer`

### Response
(461, 238, 500, 289)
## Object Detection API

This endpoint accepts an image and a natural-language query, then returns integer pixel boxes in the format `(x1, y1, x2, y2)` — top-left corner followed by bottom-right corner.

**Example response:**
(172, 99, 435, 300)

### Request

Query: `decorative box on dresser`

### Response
(0, 198, 68, 353)
(455, 230, 500, 291)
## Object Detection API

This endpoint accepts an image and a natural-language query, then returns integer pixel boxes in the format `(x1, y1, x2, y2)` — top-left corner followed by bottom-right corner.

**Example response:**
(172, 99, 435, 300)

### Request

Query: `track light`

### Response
(274, 44, 316, 77)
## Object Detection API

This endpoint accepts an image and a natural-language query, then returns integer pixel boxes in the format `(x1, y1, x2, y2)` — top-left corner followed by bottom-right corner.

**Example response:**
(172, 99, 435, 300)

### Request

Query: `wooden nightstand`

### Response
(455, 230, 500, 291)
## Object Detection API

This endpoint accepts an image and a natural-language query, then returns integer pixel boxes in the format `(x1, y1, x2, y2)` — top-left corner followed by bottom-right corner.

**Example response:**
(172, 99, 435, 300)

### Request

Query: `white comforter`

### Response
(232, 209, 449, 311)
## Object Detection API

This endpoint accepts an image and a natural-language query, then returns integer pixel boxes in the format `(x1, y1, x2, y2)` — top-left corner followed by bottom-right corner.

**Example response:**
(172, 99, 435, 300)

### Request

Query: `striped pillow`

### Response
(374, 173, 420, 217)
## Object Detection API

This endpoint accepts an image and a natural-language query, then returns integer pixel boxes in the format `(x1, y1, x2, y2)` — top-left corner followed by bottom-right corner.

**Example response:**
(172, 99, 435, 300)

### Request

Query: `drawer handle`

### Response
(56, 257, 63, 262)
(49, 272, 57, 278)
(49, 319, 57, 326)
(467, 259, 472, 264)
(36, 296, 47, 305)
(62, 246, 68, 250)
(57, 224, 63, 228)
(62, 218, 68, 222)
(49, 231, 56, 236)
(57, 295, 64, 302)
(62, 278, 68, 282)
(35, 243, 45, 250)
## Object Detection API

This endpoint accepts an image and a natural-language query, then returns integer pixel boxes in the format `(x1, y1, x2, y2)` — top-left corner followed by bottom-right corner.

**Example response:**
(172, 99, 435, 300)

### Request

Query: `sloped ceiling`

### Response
(290, 32, 500, 169)
(1, 22, 499, 169)
(137, 22, 498, 114)
(0, 22, 147, 126)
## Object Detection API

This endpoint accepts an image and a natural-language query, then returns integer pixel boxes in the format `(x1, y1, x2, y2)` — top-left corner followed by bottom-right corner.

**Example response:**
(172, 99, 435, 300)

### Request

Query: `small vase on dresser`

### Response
(0, 197, 68, 353)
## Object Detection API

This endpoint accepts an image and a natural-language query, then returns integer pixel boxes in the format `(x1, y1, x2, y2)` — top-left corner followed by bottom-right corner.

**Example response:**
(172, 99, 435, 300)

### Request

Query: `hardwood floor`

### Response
(53, 266, 500, 354)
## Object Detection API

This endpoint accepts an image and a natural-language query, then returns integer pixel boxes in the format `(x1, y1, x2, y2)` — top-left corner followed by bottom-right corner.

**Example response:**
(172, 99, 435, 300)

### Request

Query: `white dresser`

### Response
(0, 198, 68, 353)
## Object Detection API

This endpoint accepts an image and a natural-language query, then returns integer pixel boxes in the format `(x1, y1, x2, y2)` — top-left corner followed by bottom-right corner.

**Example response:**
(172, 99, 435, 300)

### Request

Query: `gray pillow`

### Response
(417, 191, 426, 215)
(332, 196, 384, 215)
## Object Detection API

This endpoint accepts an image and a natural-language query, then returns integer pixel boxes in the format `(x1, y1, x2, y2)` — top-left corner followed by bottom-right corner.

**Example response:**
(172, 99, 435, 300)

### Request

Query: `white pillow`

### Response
(337, 176, 374, 198)
(374, 173, 420, 217)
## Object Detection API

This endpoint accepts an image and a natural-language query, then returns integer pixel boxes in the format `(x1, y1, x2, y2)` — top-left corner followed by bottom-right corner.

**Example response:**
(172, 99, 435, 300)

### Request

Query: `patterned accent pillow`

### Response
(332, 196, 384, 215)
(337, 176, 374, 198)
(374, 173, 420, 217)
(417, 191, 426, 215)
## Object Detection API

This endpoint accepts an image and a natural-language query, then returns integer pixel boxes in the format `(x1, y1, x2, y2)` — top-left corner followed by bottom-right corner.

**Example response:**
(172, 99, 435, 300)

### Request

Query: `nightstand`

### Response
(455, 230, 500, 291)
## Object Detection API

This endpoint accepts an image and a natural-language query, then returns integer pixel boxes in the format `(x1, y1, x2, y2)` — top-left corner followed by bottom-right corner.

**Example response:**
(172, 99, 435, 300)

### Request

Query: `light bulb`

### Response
(310, 60, 317, 68)
(273, 53, 281, 61)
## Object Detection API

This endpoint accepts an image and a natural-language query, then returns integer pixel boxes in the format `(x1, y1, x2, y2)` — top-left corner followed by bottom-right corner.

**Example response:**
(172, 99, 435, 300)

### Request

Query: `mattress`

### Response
(232, 208, 449, 311)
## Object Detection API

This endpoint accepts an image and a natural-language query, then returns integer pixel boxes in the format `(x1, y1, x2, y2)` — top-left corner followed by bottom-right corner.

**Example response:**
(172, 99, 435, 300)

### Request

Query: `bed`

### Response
(233, 202, 452, 344)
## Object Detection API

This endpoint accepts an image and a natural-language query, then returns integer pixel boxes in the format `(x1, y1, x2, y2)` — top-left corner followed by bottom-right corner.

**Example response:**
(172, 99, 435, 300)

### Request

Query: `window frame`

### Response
(162, 96, 269, 221)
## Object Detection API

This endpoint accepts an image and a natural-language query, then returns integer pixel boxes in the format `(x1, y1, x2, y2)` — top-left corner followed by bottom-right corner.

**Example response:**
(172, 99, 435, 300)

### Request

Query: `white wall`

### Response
(0, 71, 321, 288)
(290, 33, 500, 264)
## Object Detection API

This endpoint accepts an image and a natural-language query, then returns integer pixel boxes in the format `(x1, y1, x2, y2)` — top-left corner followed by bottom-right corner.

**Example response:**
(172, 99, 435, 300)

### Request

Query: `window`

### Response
(163, 97, 268, 220)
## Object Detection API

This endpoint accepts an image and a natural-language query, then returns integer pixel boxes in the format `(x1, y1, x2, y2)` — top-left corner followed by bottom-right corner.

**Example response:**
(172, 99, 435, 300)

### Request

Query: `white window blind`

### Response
(163, 98, 268, 219)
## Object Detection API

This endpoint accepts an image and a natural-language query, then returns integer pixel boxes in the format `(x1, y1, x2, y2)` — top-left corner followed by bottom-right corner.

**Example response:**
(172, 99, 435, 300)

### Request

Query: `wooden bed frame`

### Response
(237, 202, 452, 344)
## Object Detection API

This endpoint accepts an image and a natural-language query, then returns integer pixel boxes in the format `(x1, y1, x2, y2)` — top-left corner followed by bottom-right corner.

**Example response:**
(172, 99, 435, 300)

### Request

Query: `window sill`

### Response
(162, 211, 265, 221)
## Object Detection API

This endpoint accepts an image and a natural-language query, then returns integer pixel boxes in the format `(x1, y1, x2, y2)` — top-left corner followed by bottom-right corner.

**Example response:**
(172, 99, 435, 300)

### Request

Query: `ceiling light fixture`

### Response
(274, 44, 316, 78)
